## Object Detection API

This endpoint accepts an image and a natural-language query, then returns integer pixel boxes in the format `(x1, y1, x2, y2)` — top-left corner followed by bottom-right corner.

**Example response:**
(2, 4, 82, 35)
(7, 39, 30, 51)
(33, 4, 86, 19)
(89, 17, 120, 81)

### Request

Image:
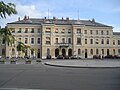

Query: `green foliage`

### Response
(0, 1, 17, 18)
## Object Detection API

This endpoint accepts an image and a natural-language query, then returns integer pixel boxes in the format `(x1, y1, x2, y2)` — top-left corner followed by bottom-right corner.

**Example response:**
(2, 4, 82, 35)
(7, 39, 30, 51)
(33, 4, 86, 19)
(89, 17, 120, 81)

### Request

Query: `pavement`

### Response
(44, 59, 120, 68)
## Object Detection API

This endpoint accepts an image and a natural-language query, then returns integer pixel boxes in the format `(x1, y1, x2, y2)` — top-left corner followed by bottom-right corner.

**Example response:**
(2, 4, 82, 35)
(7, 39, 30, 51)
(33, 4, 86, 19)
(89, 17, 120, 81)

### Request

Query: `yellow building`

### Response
(0, 16, 120, 59)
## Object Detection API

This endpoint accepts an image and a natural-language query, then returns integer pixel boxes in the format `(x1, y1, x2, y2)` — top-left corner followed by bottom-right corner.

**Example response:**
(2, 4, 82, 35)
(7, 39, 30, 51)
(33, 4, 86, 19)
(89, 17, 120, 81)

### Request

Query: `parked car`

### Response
(57, 55, 64, 59)
(104, 55, 113, 59)
(70, 55, 81, 59)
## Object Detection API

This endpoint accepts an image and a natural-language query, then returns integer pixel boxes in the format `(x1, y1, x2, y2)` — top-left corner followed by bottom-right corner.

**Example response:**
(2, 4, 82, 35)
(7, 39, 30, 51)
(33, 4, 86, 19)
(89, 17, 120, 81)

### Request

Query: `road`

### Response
(0, 62, 120, 90)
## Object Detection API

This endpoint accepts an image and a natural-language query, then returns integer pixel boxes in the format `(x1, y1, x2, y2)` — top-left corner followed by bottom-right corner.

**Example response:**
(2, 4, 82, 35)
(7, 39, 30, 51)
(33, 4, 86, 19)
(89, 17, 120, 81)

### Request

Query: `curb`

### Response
(44, 62, 120, 68)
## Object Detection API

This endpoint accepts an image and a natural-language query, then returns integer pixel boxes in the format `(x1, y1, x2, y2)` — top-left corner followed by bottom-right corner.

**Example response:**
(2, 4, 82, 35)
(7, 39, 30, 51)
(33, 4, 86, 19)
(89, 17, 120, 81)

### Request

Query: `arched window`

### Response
(90, 49, 93, 55)
(55, 48, 59, 57)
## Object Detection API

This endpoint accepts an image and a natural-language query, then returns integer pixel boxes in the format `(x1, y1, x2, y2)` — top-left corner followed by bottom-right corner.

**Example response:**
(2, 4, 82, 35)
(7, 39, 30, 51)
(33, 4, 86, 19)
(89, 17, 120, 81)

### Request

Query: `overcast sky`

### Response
(0, 0, 120, 32)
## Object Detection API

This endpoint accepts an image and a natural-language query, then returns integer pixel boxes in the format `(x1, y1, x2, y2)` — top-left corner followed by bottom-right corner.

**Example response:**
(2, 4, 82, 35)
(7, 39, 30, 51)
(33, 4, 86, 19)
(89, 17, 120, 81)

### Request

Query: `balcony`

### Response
(59, 43, 70, 48)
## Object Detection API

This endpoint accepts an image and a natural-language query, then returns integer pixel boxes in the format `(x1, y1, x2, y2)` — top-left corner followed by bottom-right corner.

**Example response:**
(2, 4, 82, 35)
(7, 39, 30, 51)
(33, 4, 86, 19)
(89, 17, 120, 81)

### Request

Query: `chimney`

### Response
(44, 17, 46, 19)
(53, 17, 56, 20)
(23, 15, 27, 20)
(18, 17, 20, 21)
(62, 17, 64, 20)
(66, 17, 69, 20)
(28, 16, 29, 20)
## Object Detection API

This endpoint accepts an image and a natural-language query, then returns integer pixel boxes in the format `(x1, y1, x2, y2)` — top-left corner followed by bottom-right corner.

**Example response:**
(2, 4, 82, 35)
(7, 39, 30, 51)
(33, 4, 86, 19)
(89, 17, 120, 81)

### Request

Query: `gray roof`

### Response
(113, 32, 120, 35)
(7, 18, 112, 27)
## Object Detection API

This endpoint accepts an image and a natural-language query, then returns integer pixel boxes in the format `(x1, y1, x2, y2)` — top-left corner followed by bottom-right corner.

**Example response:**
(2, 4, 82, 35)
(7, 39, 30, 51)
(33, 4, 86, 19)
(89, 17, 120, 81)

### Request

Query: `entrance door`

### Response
(68, 49, 72, 57)
(55, 48, 59, 57)
(62, 49, 66, 57)
(85, 49, 87, 58)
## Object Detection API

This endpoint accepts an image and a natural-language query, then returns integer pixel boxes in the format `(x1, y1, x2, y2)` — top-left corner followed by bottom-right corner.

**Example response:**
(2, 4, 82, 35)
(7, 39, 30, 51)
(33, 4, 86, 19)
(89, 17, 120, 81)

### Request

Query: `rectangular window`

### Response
(46, 37, 51, 44)
(85, 39, 87, 44)
(101, 39, 104, 44)
(101, 31, 103, 35)
(68, 38, 71, 44)
(55, 28, 58, 33)
(102, 49, 104, 54)
(96, 49, 99, 54)
(61, 29, 65, 33)
(77, 29, 81, 33)
(12, 28, 15, 33)
(84, 30, 87, 34)
(107, 31, 109, 35)
(25, 38, 28, 44)
(2, 39, 5, 44)
(90, 49, 93, 55)
(90, 30, 92, 34)
(68, 29, 71, 33)
(118, 49, 120, 55)
(90, 39, 93, 44)
(118, 40, 120, 45)
(107, 39, 109, 44)
(38, 38, 40, 44)
(113, 40, 115, 45)
(62, 38, 65, 43)
(38, 28, 41, 33)
(77, 38, 81, 45)
(31, 38, 34, 44)
(55, 38, 58, 43)
(18, 28, 21, 33)
(96, 30, 98, 35)
(96, 39, 99, 44)
(46, 28, 51, 33)
(31, 28, 34, 33)
(25, 28, 28, 33)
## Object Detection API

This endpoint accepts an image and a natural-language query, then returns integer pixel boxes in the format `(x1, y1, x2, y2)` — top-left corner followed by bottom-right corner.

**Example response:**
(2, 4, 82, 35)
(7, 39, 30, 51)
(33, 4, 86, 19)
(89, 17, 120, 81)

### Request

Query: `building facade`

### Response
(0, 16, 120, 59)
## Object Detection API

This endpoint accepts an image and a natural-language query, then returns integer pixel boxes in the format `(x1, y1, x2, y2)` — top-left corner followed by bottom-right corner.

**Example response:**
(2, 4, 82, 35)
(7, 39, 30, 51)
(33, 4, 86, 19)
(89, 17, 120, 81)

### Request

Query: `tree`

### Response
(0, 1, 17, 18)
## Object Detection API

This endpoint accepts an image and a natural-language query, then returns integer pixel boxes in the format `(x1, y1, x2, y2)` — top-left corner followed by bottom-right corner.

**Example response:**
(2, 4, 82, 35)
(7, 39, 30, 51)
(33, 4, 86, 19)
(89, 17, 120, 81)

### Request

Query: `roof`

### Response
(7, 18, 112, 27)
(113, 32, 120, 35)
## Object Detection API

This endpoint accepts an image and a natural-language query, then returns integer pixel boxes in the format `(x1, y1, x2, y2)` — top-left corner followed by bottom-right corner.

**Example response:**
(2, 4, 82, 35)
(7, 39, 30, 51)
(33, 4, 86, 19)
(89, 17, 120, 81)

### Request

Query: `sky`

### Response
(0, 0, 120, 32)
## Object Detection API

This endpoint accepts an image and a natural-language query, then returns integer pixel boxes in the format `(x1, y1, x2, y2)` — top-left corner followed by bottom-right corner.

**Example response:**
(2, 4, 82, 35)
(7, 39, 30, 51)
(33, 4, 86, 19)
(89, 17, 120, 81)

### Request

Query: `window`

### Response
(12, 28, 15, 33)
(78, 49, 81, 55)
(47, 48, 50, 55)
(18, 38, 21, 42)
(90, 49, 93, 55)
(68, 38, 71, 44)
(46, 37, 51, 44)
(38, 38, 40, 44)
(101, 31, 103, 35)
(18, 28, 21, 33)
(2, 39, 5, 44)
(113, 40, 115, 45)
(77, 38, 81, 45)
(96, 39, 99, 44)
(96, 49, 99, 54)
(38, 28, 41, 33)
(84, 30, 87, 34)
(107, 31, 109, 35)
(31, 28, 34, 33)
(61, 29, 65, 33)
(107, 49, 109, 55)
(118, 49, 120, 55)
(62, 38, 65, 43)
(90, 30, 92, 34)
(113, 49, 115, 55)
(101, 39, 104, 44)
(31, 38, 34, 44)
(68, 29, 71, 33)
(2, 49, 5, 55)
(96, 30, 98, 35)
(85, 39, 87, 44)
(25, 38, 28, 44)
(55, 28, 58, 33)
(55, 38, 58, 43)
(46, 28, 51, 33)
(101, 49, 104, 54)
(118, 40, 120, 45)
(107, 39, 109, 44)
(25, 28, 28, 33)
(77, 29, 81, 33)
(90, 39, 93, 44)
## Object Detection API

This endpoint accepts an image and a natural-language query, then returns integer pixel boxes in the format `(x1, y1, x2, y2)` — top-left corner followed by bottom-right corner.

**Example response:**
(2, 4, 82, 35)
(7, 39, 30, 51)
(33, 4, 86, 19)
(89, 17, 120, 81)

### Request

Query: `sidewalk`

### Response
(44, 59, 120, 68)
